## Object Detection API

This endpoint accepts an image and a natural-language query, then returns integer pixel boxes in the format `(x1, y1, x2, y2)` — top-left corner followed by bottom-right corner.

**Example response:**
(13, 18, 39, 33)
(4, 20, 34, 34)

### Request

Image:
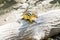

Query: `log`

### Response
(0, 9, 60, 40)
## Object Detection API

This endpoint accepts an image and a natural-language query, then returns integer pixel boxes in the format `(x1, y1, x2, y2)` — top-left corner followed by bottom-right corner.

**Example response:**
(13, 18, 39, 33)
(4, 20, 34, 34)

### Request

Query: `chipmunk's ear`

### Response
(32, 11, 38, 18)
(22, 11, 28, 16)
(32, 11, 37, 15)
(32, 11, 35, 14)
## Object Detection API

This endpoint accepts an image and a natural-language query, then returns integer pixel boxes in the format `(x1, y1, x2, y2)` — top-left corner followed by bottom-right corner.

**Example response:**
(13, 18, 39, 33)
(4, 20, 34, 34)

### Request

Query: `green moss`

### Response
(0, 0, 5, 4)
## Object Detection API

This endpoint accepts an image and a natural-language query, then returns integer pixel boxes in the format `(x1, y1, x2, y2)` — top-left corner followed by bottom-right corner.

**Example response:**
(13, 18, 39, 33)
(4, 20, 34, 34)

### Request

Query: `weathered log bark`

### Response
(0, 9, 60, 40)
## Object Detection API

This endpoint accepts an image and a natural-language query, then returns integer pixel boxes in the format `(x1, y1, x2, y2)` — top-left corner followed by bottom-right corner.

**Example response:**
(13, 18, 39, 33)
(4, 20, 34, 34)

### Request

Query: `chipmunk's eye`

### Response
(28, 13, 31, 15)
